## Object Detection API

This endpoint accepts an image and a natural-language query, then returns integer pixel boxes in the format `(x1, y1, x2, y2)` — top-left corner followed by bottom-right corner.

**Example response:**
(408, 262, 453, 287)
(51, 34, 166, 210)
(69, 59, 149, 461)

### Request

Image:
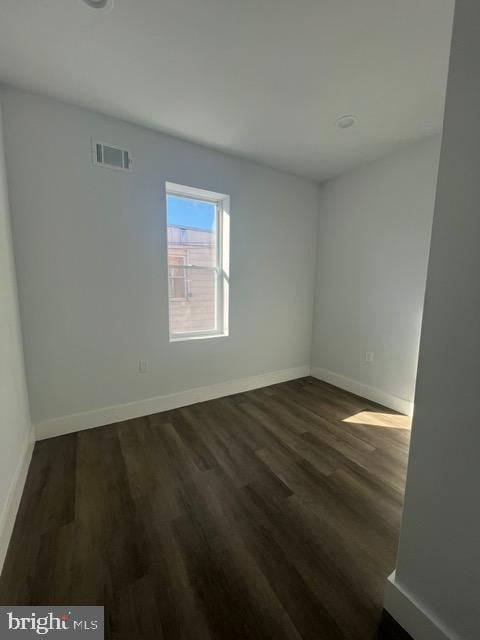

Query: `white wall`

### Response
(0, 100, 32, 571)
(0, 87, 319, 431)
(386, 1, 480, 639)
(311, 135, 442, 413)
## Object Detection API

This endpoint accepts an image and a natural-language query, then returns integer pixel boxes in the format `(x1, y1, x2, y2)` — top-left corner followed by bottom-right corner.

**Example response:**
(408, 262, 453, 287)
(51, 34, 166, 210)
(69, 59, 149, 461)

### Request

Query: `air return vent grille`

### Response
(92, 140, 132, 171)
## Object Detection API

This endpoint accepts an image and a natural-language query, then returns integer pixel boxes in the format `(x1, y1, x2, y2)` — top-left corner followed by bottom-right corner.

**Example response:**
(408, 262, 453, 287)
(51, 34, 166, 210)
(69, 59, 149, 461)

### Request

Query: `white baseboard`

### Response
(310, 366, 414, 416)
(385, 572, 457, 640)
(35, 365, 311, 440)
(0, 427, 35, 576)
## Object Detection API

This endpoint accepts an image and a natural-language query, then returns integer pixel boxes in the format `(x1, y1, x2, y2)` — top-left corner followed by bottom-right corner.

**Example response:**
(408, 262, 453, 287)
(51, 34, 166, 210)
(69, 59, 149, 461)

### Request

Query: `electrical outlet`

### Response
(365, 351, 374, 363)
(139, 359, 148, 373)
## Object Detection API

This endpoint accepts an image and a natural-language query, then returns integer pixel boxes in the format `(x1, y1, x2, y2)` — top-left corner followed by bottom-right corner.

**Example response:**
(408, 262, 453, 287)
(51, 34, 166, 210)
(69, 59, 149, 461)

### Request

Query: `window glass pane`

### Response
(167, 253, 187, 300)
(168, 267, 217, 334)
(166, 195, 216, 268)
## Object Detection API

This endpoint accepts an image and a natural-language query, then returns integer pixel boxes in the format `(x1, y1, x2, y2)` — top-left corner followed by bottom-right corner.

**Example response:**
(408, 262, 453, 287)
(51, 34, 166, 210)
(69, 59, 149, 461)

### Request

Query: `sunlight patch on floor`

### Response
(343, 411, 412, 430)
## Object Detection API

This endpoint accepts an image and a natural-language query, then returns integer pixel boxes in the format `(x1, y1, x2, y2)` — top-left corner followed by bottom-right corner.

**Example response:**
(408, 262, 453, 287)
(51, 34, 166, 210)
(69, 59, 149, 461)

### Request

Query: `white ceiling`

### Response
(0, 0, 454, 181)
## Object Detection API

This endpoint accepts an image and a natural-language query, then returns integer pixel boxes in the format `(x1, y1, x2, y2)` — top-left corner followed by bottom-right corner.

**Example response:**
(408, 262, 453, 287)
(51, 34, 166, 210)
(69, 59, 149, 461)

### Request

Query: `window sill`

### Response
(169, 332, 229, 343)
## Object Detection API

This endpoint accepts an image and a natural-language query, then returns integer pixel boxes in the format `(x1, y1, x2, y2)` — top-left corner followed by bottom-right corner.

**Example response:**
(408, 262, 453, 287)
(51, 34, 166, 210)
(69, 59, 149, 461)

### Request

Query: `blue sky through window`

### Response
(167, 195, 215, 231)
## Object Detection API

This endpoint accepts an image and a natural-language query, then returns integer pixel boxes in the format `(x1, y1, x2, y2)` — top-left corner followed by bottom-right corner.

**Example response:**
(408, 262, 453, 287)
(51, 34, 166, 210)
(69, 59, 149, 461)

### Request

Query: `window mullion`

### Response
(169, 265, 219, 275)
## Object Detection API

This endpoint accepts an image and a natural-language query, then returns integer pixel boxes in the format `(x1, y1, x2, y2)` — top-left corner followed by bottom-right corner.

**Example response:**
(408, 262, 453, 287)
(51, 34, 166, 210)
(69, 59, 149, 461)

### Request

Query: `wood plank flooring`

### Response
(0, 377, 412, 639)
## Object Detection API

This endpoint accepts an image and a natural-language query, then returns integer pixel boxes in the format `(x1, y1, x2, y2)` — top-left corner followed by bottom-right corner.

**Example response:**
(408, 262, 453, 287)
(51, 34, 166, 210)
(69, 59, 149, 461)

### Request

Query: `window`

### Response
(168, 254, 187, 300)
(165, 182, 230, 341)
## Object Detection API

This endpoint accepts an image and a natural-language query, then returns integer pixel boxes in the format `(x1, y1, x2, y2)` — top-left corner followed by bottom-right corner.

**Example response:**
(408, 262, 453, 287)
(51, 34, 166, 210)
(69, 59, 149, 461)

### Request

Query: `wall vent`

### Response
(92, 140, 132, 171)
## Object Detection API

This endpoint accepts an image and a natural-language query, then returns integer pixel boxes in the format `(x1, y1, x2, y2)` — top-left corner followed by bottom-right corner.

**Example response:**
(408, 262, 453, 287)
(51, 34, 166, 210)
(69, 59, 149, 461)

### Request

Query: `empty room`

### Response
(0, 1, 478, 639)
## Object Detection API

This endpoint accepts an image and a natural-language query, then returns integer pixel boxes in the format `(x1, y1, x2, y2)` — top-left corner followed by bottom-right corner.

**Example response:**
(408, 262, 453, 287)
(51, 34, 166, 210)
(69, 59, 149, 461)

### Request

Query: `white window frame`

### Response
(165, 182, 230, 342)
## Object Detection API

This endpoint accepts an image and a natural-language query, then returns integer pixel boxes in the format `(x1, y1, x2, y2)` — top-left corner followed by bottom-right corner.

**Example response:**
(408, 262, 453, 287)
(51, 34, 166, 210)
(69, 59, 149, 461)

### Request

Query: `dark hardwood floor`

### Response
(0, 377, 412, 639)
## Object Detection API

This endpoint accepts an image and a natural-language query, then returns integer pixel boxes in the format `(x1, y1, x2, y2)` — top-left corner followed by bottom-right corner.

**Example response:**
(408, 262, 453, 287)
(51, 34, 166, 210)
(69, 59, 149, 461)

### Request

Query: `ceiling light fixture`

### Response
(81, 0, 113, 11)
(336, 115, 357, 129)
